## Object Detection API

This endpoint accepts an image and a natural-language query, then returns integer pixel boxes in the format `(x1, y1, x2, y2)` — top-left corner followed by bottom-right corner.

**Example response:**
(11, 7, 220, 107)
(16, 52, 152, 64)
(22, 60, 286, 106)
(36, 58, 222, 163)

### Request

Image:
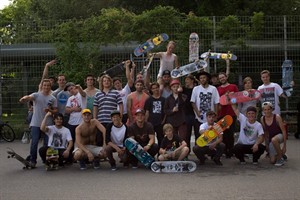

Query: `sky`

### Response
(0, 0, 11, 9)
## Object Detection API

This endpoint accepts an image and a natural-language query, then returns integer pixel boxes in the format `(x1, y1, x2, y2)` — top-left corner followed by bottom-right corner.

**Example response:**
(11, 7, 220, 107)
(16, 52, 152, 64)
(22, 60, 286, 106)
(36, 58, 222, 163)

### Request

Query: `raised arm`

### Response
(38, 60, 56, 91)
(40, 111, 52, 133)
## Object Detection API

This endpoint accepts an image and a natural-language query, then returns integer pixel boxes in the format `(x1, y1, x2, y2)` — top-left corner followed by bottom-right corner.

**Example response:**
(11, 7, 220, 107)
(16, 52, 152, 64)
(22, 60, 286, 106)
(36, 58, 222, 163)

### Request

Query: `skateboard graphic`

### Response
(45, 147, 59, 170)
(125, 138, 155, 168)
(151, 161, 197, 173)
(196, 115, 233, 147)
(219, 89, 261, 105)
(282, 60, 294, 97)
(189, 32, 199, 62)
(134, 33, 169, 57)
(200, 51, 237, 61)
(171, 60, 208, 79)
(101, 61, 131, 78)
(6, 147, 34, 169)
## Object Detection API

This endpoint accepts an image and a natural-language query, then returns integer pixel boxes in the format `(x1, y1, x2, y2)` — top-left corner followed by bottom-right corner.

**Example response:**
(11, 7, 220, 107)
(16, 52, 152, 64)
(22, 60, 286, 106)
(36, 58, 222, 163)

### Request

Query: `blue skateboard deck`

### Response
(282, 60, 293, 97)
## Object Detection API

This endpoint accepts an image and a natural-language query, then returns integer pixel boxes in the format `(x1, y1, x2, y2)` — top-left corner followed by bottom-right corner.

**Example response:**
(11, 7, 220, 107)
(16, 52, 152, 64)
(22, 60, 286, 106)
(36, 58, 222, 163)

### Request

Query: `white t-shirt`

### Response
(157, 52, 176, 78)
(191, 85, 220, 123)
(46, 125, 72, 149)
(200, 122, 223, 146)
(117, 83, 131, 114)
(236, 113, 264, 145)
(66, 92, 87, 125)
(258, 82, 283, 114)
(111, 125, 126, 147)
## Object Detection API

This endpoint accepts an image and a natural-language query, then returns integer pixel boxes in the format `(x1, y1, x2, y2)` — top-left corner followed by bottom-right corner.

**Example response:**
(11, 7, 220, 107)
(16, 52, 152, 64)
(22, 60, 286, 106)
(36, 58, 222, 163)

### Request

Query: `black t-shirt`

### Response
(128, 122, 154, 146)
(144, 96, 165, 126)
(182, 87, 195, 115)
(160, 134, 183, 151)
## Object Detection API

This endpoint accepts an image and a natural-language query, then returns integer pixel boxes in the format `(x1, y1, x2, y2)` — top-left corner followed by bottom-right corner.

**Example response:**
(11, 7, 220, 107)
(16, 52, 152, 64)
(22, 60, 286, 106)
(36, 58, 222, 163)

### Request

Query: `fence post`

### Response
(213, 16, 216, 74)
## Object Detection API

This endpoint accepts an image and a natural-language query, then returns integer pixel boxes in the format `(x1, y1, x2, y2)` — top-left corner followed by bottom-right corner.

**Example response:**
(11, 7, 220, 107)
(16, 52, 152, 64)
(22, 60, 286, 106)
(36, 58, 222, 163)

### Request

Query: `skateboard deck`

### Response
(141, 54, 155, 80)
(125, 138, 155, 168)
(200, 52, 237, 61)
(171, 60, 207, 78)
(282, 60, 294, 97)
(101, 61, 131, 78)
(189, 32, 199, 62)
(134, 33, 169, 57)
(196, 115, 233, 147)
(6, 147, 34, 169)
(219, 89, 261, 105)
(151, 161, 197, 173)
(45, 147, 59, 170)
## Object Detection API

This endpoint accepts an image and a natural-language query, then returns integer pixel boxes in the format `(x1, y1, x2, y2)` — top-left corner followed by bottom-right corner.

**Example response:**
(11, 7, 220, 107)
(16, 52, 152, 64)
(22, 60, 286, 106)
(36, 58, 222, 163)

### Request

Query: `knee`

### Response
(182, 146, 189, 153)
(73, 151, 83, 161)
(158, 155, 165, 161)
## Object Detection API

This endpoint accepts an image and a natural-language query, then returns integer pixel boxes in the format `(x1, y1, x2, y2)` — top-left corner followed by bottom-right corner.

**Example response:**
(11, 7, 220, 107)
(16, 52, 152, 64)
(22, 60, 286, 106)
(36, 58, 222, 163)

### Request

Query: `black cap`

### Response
(162, 70, 171, 76)
(197, 71, 211, 80)
(110, 110, 121, 117)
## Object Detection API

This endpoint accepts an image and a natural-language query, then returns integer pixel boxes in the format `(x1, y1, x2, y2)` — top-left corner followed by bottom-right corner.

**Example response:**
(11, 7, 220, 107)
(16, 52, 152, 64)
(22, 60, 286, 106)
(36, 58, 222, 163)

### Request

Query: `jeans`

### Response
(30, 126, 48, 164)
(185, 114, 200, 150)
(193, 143, 225, 162)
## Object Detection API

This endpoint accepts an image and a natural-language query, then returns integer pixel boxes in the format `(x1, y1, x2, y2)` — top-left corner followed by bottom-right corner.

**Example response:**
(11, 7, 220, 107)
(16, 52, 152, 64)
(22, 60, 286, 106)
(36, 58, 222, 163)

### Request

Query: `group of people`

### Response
(19, 40, 288, 170)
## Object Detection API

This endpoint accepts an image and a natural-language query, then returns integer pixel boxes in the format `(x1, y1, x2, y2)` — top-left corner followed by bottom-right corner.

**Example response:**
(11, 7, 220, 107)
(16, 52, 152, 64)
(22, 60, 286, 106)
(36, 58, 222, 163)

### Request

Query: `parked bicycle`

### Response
(0, 120, 16, 142)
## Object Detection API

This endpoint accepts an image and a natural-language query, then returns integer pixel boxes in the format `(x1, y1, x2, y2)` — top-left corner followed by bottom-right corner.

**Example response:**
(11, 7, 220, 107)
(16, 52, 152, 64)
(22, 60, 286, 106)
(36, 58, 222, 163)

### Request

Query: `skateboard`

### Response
(45, 147, 59, 170)
(125, 138, 155, 168)
(141, 54, 155, 80)
(151, 161, 197, 173)
(196, 115, 233, 147)
(171, 59, 207, 78)
(282, 60, 294, 97)
(101, 61, 131, 78)
(219, 89, 261, 105)
(134, 33, 169, 57)
(200, 51, 237, 61)
(189, 32, 199, 62)
(6, 147, 35, 169)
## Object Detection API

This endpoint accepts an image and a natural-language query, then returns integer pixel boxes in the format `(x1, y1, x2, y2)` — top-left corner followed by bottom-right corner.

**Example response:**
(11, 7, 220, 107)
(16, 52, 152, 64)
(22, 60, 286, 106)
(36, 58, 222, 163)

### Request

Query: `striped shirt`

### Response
(94, 89, 123, 124)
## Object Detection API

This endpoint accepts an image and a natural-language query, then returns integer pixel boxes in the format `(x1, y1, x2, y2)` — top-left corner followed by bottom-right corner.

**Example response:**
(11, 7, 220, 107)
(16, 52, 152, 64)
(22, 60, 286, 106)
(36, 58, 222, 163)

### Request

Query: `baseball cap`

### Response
(262, 102, 274, 109)
(64, 82, 75, 91)
(110, 110, 121, 117)
(246, 106, 257, 113)
(162, 70, 171, 76)
(170, 79, 180, 87)
(82, 109, 91, 115)
(135, 108, 145, 115)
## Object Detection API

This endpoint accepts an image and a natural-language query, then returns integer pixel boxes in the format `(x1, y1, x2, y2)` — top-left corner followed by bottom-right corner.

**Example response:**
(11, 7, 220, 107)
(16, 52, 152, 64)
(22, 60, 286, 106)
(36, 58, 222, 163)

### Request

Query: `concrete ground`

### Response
(0, 137, 299, 200)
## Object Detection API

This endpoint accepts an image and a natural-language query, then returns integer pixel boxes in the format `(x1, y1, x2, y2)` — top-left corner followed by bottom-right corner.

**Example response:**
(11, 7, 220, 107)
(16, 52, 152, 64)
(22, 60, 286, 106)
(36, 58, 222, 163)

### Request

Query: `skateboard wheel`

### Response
(231, 98, 237, 104)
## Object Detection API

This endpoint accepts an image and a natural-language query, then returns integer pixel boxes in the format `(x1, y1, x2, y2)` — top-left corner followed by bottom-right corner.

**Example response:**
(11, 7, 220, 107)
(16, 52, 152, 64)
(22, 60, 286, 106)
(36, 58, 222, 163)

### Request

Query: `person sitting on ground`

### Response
(158, 123, 189, 161)
(73, 109, 106, 170)
(192, 111, 225, 166)
(39, 112, 73, 167)
(260, 102, 287, 166)
(105, 110, 129, 171)
(231, 103, 266, 165)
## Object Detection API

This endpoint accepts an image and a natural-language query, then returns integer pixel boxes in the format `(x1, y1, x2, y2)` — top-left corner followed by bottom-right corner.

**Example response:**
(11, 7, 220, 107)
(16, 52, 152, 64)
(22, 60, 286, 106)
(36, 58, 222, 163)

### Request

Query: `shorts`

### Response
(161, 149, 182, 161)
(73, 145, 103, 157)
(269, 134, 284, 156)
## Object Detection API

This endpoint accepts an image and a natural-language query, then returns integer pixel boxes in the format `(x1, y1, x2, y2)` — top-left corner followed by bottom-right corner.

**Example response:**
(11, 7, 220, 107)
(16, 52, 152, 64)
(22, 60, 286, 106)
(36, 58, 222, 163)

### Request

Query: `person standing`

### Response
(19, 79, 58, 167)
(84, 74, 99, 115)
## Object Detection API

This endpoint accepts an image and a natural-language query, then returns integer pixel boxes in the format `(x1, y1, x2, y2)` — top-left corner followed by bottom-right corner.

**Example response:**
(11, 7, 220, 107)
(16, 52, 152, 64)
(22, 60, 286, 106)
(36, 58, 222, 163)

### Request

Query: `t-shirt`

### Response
(66, 92, 86, 125)
(54, 89, 70, 115)
(200, 122, 223, 146)
(144, 96, 165, 126)
(160, 134, 183, 151)
(217, 84, 239, 117)
(30, 92, 57, 127)
(236, 113, 264, 145)
(46, 125, 72, 149)
(128, 122, 155, 146)
(258, 82, 283, 114)
(191, 85, 220, 123)
(182, 87, 195, 116)
(105, 123, 128, 148)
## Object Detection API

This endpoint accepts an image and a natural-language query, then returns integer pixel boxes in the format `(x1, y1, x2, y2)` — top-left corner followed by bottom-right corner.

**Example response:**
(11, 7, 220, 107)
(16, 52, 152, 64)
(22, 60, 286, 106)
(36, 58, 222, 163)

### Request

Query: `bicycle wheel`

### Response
(1, 124, 16, 142)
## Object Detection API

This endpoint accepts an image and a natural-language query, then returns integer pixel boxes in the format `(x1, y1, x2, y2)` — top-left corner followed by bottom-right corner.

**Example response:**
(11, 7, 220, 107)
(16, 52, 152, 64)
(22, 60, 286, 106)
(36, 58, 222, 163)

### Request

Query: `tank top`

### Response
(158, 52, 176, 77)
(263, 114, 282, 142)
(130, 92, 148, 122)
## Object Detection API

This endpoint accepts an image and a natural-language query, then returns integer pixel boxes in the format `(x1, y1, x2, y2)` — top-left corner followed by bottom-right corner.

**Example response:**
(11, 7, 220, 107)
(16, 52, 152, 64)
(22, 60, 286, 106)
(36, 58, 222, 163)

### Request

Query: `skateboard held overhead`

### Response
(134, 33, 169, 57)
(7, 147, 35, 169)
(200, 51, 237, 61)
(101, 61, 131, 78)
(282, 60, 294, 97)
(196, 115, 233, 147)
(219, 89, 261, 105)
(189, 32, 199, 62)
(151, 161, 197, 173)
(171, 60, 207, 79)
(125, 138, 155, 168)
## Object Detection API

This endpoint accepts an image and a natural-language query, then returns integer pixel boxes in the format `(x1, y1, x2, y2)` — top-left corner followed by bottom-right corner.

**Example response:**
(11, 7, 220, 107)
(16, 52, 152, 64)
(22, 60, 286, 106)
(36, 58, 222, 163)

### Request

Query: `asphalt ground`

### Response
(0, 137, 299, 200)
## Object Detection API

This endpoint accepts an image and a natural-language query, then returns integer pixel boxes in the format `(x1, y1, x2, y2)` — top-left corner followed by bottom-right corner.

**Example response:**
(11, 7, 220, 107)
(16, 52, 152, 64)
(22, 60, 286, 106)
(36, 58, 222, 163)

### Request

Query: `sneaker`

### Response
(239, 158, 246, 165)
(111, 165, 117, 171)
(79, 160, 87, 170)
(252, 161, 258, 165)
(213, 158, 223, 166)
(274, 158, 285, 166)
(132, 164, 138, 169)
(93, 160, 100, 169)
(282, 154, 288, 161)
(29, 161, 36, 168)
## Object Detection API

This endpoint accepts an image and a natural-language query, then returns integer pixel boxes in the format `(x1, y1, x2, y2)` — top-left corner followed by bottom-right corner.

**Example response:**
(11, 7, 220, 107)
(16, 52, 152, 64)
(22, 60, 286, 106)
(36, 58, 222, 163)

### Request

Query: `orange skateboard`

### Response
(196, 115, 233, 147)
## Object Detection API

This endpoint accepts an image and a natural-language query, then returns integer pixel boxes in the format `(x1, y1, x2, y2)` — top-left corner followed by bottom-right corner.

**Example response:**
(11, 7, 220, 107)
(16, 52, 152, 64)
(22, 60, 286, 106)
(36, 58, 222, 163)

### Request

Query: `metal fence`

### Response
(1, 15, 299, 136)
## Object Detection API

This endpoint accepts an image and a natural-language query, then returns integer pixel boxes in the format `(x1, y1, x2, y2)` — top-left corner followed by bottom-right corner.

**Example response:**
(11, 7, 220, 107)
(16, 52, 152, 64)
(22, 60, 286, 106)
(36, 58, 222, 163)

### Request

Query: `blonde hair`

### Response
(243, 77, 252, 84)
(98, 74, 112, 90)
(163, 123, 173, 133)
(260, 70, 270, 76)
